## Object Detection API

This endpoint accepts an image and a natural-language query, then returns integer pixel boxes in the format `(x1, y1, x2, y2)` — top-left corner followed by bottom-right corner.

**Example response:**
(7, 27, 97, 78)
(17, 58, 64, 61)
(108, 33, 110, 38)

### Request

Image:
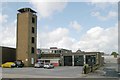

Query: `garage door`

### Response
(74, 55, 84, 66)
(64, 56, 72, 66)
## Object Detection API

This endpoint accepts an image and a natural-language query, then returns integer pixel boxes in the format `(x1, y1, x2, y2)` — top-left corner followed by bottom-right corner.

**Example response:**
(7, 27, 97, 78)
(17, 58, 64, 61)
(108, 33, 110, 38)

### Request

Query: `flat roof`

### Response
(39, 52, 100, 57)
(18, 8, 36, 13)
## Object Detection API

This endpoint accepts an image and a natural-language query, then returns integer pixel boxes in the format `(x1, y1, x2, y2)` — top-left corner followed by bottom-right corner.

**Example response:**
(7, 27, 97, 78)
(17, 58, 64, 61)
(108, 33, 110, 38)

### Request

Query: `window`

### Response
(31, 58, 34, 64)
(59, 50, 61, 53)
(54, 50, 57, 53)
(31, 47, 34, 54)
(32, 27, 34, 33)
(32, 17, 35, 23)
(32, 37, 34, 43)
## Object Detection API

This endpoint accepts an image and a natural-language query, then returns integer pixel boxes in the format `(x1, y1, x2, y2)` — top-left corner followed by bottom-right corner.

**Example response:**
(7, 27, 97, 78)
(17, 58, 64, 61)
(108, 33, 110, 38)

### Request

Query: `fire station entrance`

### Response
(63, 55, 96, 66)
(86, 55, 96, 66)
(64, 56, 72, 66)
(74, 55, 84, 66)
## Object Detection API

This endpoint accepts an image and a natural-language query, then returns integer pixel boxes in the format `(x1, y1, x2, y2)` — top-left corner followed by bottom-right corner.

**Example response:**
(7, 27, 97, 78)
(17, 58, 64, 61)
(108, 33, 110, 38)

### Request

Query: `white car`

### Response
(34, 62, 44, 68)
(44, 63, 54, 69)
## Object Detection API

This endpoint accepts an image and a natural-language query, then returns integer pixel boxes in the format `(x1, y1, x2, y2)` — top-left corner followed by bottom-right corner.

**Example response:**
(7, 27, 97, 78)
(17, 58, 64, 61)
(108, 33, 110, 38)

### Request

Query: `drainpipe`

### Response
(72, 55, 74, 66)
(84, 55, 86, 65)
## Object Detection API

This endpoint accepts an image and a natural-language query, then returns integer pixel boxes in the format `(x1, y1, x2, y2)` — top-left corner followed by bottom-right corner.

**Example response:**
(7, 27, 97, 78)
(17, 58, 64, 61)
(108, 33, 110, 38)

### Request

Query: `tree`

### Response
(111, 52, 118, 58)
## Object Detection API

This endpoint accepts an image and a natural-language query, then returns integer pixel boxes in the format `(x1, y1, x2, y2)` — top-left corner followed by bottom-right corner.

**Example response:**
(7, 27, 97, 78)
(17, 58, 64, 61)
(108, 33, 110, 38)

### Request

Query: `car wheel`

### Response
(11, 66, 14, 68)
(19, 66, 22, 68)
(47, 67, 49, 69)
(44, 67, 46, 69)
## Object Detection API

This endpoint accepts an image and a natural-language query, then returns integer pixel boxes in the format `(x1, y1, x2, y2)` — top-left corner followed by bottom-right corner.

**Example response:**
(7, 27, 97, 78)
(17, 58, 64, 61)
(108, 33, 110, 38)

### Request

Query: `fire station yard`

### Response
(2, 61, 119, 78)
(2, 66, 84, 78)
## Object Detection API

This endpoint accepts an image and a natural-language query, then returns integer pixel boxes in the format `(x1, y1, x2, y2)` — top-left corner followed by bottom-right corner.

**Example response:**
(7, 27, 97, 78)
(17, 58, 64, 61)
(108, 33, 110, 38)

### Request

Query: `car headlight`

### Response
(1, 65, 4, 67)
(11, 64, 15, 66)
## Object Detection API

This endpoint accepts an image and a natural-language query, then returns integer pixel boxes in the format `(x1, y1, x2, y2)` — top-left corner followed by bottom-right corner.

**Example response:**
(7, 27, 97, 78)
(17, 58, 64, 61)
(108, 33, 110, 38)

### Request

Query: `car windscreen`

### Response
(15, 61, 21, 64)
(45, 63, 49, 65)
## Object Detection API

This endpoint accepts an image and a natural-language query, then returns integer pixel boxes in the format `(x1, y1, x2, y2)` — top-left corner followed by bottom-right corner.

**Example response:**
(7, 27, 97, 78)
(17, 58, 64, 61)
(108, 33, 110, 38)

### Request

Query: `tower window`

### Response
(31, 47, 34, 54)
(32, 27, 34, 33)
(32, 37, 34, 43)
(32, 17, 35, 23)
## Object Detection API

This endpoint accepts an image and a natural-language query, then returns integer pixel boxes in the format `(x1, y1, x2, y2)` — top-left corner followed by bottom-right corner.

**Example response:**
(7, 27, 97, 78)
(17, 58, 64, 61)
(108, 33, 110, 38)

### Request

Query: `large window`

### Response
(32, 17, 35, 23)
(32, 37, 34, 43)
(31, 47, 34, 54)
(32, 27, 34, 33)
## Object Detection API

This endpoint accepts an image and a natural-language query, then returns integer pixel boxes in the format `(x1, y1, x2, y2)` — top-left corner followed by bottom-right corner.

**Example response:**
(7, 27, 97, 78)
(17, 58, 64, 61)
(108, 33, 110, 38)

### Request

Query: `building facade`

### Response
(60, 51, 103, 66)
(38, 47, 72, 54)
(37, 47, 72, 66)
(0, 46, 16, 66)
(37, 48, 104, 67)
(16, 8, 37, 67)
(38, 54, 61, 66)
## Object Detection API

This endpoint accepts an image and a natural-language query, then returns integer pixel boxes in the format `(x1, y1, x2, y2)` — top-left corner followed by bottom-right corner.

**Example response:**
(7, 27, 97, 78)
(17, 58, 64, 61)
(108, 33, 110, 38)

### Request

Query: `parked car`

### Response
(14, 60, 24, 68)
(44, 63, 54, 69)
(1, 62, 16, 68)
(34, 62, 44, 68)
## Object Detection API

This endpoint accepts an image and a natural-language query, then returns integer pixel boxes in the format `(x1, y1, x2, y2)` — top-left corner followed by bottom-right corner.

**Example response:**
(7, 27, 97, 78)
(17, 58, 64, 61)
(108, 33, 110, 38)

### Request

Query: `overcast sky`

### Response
(0, 0, 118, 54)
